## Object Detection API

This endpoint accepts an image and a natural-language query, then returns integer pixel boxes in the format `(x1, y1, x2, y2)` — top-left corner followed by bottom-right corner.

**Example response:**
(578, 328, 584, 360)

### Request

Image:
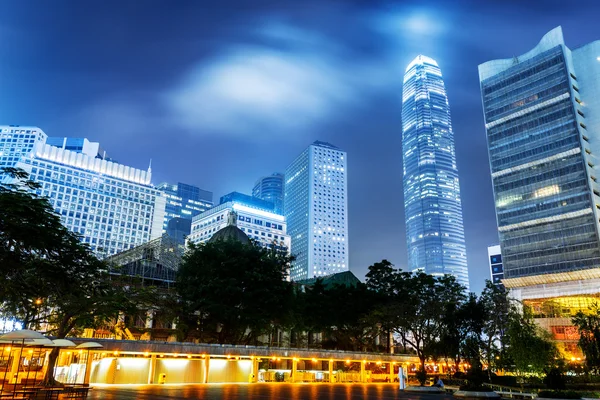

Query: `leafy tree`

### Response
(396, 272, 466, 372)
(0, 168, 131, 385)
(176, 239, 294, 345)
(480, 280, 512, 377)
(365, 260, 400, 353)
(506, 307, 558, 381)
(572, 303, 600, 374)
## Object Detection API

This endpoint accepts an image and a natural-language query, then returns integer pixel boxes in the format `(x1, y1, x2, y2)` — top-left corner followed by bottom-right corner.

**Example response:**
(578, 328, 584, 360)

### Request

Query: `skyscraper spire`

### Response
(401, 55, 469, 290)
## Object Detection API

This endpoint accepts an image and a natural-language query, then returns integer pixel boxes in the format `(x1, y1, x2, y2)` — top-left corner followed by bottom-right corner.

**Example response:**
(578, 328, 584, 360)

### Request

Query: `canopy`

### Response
(0, 329, 47, 341)
(75, 342, 103, 349)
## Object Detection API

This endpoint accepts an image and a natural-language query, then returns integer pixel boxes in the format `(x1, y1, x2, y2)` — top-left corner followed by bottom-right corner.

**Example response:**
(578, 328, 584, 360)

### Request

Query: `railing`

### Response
(483, 383, 536, 398)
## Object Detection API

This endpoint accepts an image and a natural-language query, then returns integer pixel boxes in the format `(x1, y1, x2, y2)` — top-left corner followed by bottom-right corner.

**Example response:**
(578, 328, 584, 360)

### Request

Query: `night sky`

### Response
(2, 0, 600, 293)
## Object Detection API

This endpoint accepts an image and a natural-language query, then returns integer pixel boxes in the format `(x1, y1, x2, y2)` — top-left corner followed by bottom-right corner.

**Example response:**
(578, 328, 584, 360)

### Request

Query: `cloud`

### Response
(165, 22, 395, 141)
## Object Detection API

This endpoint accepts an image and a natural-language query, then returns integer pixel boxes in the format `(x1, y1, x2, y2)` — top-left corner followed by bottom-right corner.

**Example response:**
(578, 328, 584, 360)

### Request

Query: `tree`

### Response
(572, 303, 600, 373)
(480, 281, 512, 378)
(396, 272, 466, 373)
(176, 239, 294, 345)
(506, 307, 558, 382)
(0, 167, 131, 385)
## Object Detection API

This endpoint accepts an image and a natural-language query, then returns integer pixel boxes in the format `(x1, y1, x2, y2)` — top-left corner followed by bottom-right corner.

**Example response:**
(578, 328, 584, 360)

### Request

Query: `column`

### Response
(203, 357, 210, 384)
(147, 355, 157, 384)
(389, 362, 395, 383)
(328, 360, 334, 383)
(360, 361, 366, 383)
(84, 351, 94, 385)
(291, 358, 298, 383)
(251, 358, 259, 383)
(9, 348, 20, 384)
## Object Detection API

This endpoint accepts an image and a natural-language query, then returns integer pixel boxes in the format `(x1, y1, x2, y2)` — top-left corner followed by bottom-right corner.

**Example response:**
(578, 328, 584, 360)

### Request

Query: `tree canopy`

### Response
(175, 239, 295, 345)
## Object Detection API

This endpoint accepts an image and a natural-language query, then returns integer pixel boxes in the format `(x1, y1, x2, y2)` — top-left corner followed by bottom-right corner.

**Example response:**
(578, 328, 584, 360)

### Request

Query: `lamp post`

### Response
(34, 299, 42, 331)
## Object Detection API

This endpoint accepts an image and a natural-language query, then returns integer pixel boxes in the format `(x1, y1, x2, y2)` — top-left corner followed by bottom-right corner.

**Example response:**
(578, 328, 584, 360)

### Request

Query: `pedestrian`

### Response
(433, 375, 444, 389)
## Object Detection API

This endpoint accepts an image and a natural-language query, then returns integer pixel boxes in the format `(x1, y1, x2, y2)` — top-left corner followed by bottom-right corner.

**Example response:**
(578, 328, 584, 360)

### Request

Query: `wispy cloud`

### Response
(164, 21, 395, 142)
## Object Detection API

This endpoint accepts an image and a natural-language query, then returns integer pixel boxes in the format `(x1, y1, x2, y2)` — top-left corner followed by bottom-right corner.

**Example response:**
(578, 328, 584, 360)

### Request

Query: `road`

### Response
(88, 383, 454, 400)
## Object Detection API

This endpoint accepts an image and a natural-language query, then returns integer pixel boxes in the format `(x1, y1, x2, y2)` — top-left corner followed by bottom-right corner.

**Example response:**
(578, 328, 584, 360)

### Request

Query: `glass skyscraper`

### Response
(401, 55, 469, 289)
(479, 27, 600, 288)
(253, 173, 284, 214)
(285, 141, 348, 281)
(157, 182, 213, 233)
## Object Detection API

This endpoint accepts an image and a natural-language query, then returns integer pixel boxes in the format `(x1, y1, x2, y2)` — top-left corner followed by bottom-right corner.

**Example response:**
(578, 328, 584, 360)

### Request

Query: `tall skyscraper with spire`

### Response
(401, 55, 469, 289)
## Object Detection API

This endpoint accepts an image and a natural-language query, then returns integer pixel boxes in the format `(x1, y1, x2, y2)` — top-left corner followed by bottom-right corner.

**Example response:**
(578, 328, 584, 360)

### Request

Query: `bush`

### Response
(489, 375, 518, 387)
(458, 383, 495, 392)
(275, 372, 285, 382)
(544, 368, 566, 391)
(537, 390, 581, 399)
(415, 368, 427, 386)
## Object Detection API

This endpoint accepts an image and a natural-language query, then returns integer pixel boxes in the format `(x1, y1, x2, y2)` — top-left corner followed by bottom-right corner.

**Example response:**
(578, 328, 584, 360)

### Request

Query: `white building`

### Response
(284, 141, 349, 281)
(0, 125, 166, 258)
(188, 200, 291, 251)
(487, 245, 503, 285)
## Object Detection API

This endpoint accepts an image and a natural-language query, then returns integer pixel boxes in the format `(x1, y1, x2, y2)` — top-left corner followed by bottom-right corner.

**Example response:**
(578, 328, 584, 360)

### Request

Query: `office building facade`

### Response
(253, 173, 284, 214)
(284, 141, 348, 281)
(401, 55, 470, 289)
(488, 245, 503, 285)
(0, 125, 166, 258)
(157, 182, 213, 241)
(479, 27, 600, 358)
(188, 195, 290, 251)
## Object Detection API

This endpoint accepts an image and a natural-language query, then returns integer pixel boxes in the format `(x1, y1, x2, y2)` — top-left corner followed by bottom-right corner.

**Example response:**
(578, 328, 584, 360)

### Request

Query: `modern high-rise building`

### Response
(219, 191, 274, 212)
(157, 182, 213, 242)
(0, 125, 166, 258)
(284, 141, 348, 281)
(188, 191, 290, 251)
(253, 173, 284, 214)
(401, 55, 469, 290)
(488, 245, 503, 285)
(479, 27, 600, 358)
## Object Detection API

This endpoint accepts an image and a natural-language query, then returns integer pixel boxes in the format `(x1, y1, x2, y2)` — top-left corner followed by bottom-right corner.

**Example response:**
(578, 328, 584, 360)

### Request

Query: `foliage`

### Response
(506, 306, 558, 377)
(537, 390, 582, 399)
(479, 281, 512, 375)
(176, 239, 295, 345)
(0, 167, 131, 384)
(458, 383, 495, 392)
(415, 368, 427, 386)
(544, 368, 566, 391)
(572, 303, 600, 374)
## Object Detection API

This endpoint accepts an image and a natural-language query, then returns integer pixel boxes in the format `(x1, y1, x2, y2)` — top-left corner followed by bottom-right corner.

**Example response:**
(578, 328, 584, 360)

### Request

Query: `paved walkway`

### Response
(88, 383, 455, 400)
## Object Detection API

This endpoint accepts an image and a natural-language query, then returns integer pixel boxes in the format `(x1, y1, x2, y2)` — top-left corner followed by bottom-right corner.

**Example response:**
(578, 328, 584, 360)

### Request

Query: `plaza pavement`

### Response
(88, 383, 455, 400)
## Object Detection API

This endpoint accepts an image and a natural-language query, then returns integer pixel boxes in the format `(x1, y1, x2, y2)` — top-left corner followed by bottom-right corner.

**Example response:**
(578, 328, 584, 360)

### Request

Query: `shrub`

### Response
(490, 375, 518, 387)
(458, 383, 495, 392)
(544, 368, 566, 391)
(537, 390, 581, 399)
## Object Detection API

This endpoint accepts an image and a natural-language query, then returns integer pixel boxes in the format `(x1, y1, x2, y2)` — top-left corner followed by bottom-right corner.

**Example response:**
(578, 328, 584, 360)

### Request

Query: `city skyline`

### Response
(3, 0, 600, 292)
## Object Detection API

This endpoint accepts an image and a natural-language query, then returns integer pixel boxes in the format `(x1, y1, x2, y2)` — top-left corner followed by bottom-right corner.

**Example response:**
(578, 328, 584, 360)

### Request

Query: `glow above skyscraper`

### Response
(401, 55, 469, 289)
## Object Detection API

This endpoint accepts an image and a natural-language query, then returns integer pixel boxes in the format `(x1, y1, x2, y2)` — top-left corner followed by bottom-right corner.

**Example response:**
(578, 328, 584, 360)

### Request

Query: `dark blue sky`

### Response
(2, 0, 599, 293)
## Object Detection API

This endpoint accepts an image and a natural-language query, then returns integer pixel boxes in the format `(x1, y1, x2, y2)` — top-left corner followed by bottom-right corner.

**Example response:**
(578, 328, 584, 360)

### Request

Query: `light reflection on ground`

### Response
(88, 383, 454, 400)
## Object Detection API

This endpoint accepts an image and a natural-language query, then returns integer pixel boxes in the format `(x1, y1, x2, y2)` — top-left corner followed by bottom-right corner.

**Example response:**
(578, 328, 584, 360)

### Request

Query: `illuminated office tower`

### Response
(253, 173, 284, 214)
(188, 191, 290, 251)
(157, 182, 213, 244)
(284, 141, 348, 281)
(480, 27, 600, 291)
(0, 125, 166, 258)
(401, 55, 469, 289)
